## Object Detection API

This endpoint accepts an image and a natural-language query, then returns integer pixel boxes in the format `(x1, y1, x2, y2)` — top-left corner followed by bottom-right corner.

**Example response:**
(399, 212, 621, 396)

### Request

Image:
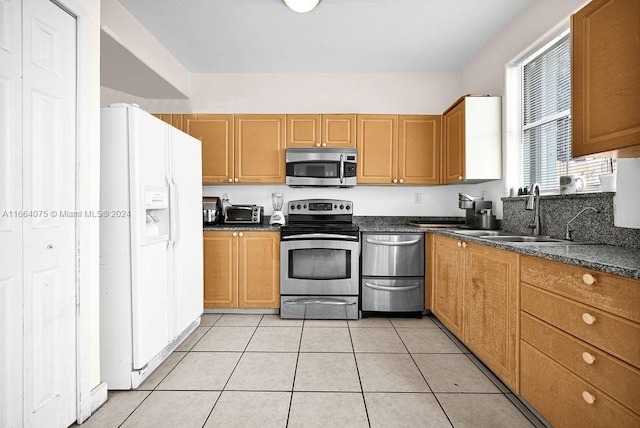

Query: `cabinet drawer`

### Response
(521, 341, 639, 428)
(521, 312, 640, 415)
(521, 255, 640, 323)
(521, 284, 640, 368)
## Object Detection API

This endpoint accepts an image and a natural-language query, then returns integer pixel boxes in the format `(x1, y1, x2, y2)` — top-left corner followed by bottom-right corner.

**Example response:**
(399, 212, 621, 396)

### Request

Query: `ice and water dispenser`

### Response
(143, 186, 170, 245)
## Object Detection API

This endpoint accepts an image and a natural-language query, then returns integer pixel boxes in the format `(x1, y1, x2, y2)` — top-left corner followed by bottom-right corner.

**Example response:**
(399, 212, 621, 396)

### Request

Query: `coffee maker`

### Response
(458, 193, 497, 229)
(203, 196, 221, 225)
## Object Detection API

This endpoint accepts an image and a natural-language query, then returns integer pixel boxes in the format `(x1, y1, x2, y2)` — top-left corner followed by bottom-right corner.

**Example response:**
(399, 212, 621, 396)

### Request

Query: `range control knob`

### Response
(346, 205, 351, 210)
(334, 204, 338, 208)
(290, 205, 295, 210)
(297, 204, 302, 209)
(303, 204, 307, 209)
(340, 204, 344, 209)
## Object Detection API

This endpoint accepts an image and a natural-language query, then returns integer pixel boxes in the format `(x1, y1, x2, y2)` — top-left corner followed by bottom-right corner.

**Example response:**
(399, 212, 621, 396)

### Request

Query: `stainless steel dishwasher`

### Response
(361, 233, 424, 315)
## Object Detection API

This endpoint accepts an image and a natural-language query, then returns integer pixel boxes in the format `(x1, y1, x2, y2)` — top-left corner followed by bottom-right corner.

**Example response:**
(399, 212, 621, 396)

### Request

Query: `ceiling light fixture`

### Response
(284, 0, 320, 13)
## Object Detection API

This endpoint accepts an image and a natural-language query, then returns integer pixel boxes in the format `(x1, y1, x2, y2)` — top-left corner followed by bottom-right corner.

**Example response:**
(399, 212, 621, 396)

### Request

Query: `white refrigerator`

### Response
(100, 104, 203, 389)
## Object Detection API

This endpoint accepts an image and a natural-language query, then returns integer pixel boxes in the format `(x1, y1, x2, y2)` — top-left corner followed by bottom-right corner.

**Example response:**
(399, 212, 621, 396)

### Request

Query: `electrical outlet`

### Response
(414, 193, 422, 204)
(223, 193, 230, 201)
(481, 191, 486, 200)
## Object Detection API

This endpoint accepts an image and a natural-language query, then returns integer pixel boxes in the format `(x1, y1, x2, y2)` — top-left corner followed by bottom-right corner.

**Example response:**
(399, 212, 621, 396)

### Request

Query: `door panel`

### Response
(22, 0, 77, 425)
(0, 0, 22, 425)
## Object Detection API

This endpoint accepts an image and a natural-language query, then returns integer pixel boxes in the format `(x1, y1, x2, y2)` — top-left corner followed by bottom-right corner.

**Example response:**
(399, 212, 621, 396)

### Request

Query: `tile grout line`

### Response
(347, 319, 372, 428)
(285, 319, 305, 428)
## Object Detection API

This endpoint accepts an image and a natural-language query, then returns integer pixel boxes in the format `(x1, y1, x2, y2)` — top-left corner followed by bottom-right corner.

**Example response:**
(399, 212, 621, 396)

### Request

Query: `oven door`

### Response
(280, 237, 359, 295)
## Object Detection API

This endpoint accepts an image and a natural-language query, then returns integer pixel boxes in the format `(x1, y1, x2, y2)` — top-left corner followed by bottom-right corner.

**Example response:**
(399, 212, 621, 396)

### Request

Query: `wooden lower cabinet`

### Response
(465, 243, 519, 391)
(521, 341, 639, 428)
(203, 231, 280, 309)
(430, 235, 465, 338)
(429, 234, 519, 391)
(520, 255, 640, 427)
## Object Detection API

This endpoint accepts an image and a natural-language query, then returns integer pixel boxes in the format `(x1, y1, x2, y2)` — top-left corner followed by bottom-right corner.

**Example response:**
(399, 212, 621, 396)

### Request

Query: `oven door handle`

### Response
(339, 154, 344, 185)
(365, 238, 421, 246)
(282, 298, 357, 306)
(282, 233, 358, 241)
(364, 282, 421, 292)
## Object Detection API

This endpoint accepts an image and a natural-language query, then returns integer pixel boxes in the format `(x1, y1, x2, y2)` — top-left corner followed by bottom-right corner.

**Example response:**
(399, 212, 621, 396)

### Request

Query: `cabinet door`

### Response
(235, 115, 286, 183)
(184, 114, 234, 184)
(238, 232, 280, 308)
(465, 243, 519, 391)
(431, 235, 465, 338)
(287, 114, 321, 148)
(398, 115, 441, 185)
(357, 114, 398, 184)
(203, 232, 238, 308)
(442, 101, 465, 183)
(572, 0, 640, 157)
(323, 114, 356, 148)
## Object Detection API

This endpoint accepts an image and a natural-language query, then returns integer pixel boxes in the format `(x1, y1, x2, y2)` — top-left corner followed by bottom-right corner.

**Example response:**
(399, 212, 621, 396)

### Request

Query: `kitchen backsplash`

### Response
(501, 192, 640, 249)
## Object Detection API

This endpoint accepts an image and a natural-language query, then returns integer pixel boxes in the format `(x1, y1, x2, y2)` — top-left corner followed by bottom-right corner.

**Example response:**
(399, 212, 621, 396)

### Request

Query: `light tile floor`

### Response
(80, 314, 549, 428)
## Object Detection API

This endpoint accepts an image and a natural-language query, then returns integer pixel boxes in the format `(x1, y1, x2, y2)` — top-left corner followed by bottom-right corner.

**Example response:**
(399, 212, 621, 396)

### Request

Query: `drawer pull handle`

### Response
(582, 313, 596, 325)
(582, 352, 596, 364)
(582, 391, 596, 404)
(582, 273, 596, 285)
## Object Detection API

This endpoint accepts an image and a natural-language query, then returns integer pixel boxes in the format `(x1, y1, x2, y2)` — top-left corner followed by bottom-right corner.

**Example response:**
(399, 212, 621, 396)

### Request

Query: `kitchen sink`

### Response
(451, 230, 592, 245)
(451, 230, 511, 237)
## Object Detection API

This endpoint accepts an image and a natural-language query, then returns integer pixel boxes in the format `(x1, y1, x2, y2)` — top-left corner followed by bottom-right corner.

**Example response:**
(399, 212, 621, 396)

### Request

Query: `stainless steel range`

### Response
(280, 199, 359, 319)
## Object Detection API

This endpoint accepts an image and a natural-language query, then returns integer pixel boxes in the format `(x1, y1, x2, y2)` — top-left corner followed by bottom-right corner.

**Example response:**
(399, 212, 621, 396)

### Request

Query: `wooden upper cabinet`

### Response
(357, 115, 398, 184)
(571, 0, 640, 158)
(287, 114, 356, 148)
(357, 114, 442, 185)
(441, 96, 502, 184)
(442, 101, 465, 183)
(399, 115, 441, 185)
(183, 114, 234, 184)
(234, 115, 286, 183)
(153, 114, 184, 131)
(323, 114, 356, 147)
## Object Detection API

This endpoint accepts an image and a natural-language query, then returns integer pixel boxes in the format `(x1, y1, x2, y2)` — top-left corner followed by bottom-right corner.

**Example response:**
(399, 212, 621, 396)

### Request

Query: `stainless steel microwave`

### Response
(285, 148, 357, 188)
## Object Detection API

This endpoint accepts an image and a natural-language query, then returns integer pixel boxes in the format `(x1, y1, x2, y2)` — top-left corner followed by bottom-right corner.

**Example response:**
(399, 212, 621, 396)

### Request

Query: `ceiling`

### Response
(116, 0, 533, 74)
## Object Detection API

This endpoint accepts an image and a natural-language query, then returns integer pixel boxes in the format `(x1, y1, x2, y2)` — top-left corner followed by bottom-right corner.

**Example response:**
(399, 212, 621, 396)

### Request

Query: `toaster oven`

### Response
(223, 205, 264, 224)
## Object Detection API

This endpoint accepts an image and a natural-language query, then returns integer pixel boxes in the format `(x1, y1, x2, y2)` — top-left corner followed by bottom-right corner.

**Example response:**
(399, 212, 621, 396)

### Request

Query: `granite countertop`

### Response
(203, 224, 281, 232)
(430, 229, 640, 280)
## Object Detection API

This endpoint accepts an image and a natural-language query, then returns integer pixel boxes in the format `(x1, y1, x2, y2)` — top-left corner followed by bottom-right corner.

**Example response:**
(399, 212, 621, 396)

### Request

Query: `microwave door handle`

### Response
(339, 154, 344, 185)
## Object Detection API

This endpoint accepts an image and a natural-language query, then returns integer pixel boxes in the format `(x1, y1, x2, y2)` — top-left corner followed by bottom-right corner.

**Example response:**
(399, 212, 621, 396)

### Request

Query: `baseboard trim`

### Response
(90, 382, 108, 413)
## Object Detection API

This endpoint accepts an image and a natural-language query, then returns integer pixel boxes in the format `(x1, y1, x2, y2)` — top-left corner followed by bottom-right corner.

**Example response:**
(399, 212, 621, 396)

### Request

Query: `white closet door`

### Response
(0, 0, 24, 427)
(22, 0, 77, 426)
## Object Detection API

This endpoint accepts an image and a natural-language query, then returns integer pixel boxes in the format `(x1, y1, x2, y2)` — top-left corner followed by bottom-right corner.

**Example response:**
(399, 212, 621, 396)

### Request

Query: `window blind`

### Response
(521, 31, 615, 191)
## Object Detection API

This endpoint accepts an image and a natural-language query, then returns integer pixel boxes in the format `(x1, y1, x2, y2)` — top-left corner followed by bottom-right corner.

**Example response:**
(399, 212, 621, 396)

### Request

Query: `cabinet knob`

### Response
(234, 178, 239, 183)
(232, 232, 238, 237)
(322, 142, 327, 147)
(399, 178, 404, 184)
(582, 273, 596, 285)
(239, 232, 244, 237)
(457, 241, 462, 248)
(582, 352, 596, 365)
(462, 242, 467, 248)
(582, 391, 596, 405)
(458, 175, 464, 181)
(392, 178, 398, 184)
(228, 178, 233, 183)
(315, 142, 321, 147)
(582, 313, 596, 325)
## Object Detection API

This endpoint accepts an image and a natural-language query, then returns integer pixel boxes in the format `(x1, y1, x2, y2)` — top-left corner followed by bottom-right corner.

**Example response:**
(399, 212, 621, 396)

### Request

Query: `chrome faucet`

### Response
(565, 207, 598, 241)
(525, 183, 541, 235)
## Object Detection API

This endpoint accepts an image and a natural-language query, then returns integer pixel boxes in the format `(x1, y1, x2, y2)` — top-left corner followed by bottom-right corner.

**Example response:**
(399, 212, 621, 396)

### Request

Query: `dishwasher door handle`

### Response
(364, 282, 421, 292)
(282, 298, 357, 306)
(365, 238, 421, 246)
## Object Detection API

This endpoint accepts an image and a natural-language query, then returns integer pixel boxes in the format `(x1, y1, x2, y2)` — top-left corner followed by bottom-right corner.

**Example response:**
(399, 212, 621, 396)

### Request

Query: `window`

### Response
(520, 30, 615, 191)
